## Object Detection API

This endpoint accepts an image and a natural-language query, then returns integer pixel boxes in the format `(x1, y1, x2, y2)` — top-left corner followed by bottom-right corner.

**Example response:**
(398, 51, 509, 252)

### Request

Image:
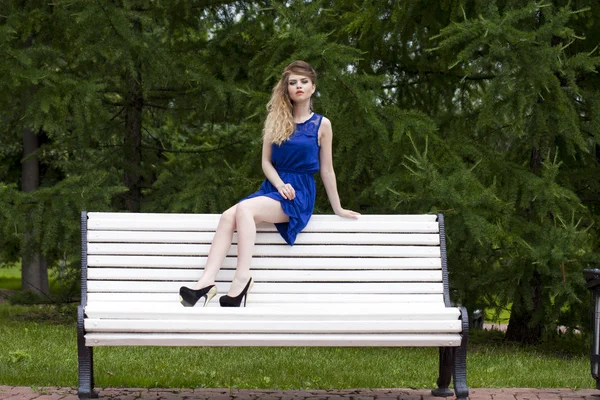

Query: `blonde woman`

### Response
(179, 60, 360, 308)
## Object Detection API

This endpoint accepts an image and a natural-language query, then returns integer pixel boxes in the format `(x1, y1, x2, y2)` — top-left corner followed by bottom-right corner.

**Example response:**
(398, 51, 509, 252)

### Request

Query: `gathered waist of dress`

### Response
(276, 167, 319, 175)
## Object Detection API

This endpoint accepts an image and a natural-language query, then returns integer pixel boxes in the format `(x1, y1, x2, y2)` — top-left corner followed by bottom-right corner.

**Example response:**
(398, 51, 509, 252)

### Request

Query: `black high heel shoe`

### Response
(219, 278, 253, 307)
(179, 285, 217, 307)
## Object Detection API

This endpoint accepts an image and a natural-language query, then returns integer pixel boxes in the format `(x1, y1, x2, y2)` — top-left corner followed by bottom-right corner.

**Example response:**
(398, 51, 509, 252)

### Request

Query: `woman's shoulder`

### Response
(316, 114, 331, 127)
(316, 115, 332, 144)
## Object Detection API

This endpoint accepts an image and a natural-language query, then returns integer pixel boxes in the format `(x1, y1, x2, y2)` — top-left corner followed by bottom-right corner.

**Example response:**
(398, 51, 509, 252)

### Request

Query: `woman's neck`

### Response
(293, 103, 312, 123)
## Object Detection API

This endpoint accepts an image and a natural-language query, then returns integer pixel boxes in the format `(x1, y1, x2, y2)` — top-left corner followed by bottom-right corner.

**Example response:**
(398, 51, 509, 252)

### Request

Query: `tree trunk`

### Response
(21, 127, 49, 296)
(505, 145, 546, 343)
(505, 269, 543, 344)
(122, 19, 143, 213)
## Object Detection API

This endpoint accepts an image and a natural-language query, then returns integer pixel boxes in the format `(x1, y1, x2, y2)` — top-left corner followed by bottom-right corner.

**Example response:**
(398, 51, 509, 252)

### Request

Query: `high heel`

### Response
(219, 278, 253, 307)
(179, 285, 217, 307)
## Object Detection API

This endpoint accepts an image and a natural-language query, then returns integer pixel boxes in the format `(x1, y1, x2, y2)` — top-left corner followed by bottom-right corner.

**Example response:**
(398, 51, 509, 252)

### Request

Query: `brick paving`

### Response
(0, 387, 598, 400)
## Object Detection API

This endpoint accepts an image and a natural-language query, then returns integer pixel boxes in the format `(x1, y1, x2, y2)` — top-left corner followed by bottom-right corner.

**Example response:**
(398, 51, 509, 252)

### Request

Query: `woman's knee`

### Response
(220, 205, 238, 226)
(235, 201, 254, 221)
(237, 197, 287, 224)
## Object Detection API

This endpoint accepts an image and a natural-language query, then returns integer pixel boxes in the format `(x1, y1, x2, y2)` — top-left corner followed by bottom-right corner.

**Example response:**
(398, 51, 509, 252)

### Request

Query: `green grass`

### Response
(0, 303, 593, 389)
(484, 307, 511, 324)
(0, 264, 77, 304)
(0, 264, 21, 290)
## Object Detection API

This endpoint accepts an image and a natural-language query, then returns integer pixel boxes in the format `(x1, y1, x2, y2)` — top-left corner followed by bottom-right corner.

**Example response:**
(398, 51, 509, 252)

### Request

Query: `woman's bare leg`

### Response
(190, 205, 238, 290)
(228, 196, 289, 296)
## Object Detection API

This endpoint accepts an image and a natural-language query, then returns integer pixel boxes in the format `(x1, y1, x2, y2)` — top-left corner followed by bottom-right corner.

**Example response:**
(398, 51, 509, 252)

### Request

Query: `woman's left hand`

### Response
(335, 208, 361, 219)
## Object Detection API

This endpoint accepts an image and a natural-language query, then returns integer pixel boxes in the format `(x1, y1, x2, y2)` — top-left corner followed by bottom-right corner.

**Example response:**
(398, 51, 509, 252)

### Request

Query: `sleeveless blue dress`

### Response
(239, 113, 323, 245)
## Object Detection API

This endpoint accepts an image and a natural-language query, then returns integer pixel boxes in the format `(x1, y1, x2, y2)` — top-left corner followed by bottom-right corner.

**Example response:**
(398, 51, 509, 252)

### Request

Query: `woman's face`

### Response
(287, 73, 315, 103)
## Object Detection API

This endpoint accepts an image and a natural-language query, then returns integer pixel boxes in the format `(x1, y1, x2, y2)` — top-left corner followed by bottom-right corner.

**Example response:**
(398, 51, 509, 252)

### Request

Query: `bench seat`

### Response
(77, 212, 469, 399)
(85, 333, 463, 347)
(84, 302, 462, 346)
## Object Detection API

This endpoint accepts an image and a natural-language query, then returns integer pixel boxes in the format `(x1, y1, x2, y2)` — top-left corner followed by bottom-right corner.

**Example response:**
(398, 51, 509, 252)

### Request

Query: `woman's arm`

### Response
(319, 118, 360, 219)
(262, 139, 296, 200)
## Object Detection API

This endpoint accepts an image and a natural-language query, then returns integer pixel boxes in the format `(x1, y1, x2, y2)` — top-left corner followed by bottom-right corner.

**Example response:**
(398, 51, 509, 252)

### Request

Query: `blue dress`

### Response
(239, 113, 323, 245)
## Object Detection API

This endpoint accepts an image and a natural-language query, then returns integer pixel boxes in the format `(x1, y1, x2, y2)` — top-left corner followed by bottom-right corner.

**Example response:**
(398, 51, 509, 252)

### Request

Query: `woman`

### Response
(179, 60, 360, 308)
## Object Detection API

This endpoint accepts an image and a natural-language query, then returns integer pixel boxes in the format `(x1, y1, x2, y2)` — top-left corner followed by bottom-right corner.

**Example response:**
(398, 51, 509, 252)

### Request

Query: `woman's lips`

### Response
(296, 91, 304, 94)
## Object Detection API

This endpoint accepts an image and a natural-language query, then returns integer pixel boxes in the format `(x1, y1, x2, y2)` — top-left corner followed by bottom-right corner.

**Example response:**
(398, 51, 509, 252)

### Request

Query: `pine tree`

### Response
(395, 1, 599, 342)
(0, 0, 244, 291)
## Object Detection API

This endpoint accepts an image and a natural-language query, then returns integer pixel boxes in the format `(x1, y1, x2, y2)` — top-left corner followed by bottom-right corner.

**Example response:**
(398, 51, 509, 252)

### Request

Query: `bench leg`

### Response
(453, 307, 470, 400)
(77, 306, 98, 399)
(432, 347, 454, 397)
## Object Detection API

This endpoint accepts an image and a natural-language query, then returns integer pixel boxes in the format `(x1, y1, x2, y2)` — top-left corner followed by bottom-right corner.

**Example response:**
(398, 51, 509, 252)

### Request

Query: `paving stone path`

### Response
(0, 387, 598, 400)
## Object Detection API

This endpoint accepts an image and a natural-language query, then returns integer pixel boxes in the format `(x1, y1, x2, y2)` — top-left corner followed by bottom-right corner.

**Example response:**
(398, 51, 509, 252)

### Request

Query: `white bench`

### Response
(77, 212, 469, 399)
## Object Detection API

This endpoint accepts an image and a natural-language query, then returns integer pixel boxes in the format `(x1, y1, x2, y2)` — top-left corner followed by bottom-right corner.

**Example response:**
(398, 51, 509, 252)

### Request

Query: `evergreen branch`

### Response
(99, 118, 126, 133)
(5, 51, 29, 70)
(97, 140, 247, 154)
(147, 93, 190, 100)
(336, 77, 359, 100)
(100, 88, 123, 94)
(144, 103, 169, 110)
(143, 103, 205, 111)
(141, 127, 169, 152)
(389, 69, 496, 83)
(110, 107, 125, 122)
(95, 0, 126, 42)
(102, 99, 124, 107)
(140, 141, 246, 154)
(569, 6, 591, 15)
(149, 87, 192, 92)
(189, 0, 245, 9)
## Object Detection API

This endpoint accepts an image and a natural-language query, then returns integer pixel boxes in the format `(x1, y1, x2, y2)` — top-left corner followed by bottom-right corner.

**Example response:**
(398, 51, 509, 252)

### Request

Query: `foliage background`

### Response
(0, 0, 598, 343)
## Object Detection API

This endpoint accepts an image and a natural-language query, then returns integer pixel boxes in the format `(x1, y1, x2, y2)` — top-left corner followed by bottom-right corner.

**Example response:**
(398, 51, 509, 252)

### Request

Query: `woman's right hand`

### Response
(276, 183, 296, 200)
(335, 208, 361, 219)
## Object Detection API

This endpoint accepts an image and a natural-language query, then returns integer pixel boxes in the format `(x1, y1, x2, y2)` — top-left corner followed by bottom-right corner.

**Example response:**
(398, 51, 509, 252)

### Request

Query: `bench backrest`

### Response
(82, 212, 450, 307)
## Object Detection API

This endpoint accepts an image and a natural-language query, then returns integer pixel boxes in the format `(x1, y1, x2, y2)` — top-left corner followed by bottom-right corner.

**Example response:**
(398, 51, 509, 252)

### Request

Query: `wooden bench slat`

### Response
(87, 268, 442, 282)
(88, 215, 439, 233)
(84, 303, 459, 320)
(85, 319, 462, 333)
(88, 256, 442, 269)
(88, 213, 439, 223)
(87, 243, 441, 258)
(85, 333, 462, 347)
(86, 281, 444, 294)
(87, 292, 445, 303)
(88, 231, 441, 245)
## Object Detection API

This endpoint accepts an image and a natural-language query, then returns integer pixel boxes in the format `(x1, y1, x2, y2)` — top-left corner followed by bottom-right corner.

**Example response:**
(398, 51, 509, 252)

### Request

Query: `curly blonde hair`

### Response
(263, 60, 317, 145)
